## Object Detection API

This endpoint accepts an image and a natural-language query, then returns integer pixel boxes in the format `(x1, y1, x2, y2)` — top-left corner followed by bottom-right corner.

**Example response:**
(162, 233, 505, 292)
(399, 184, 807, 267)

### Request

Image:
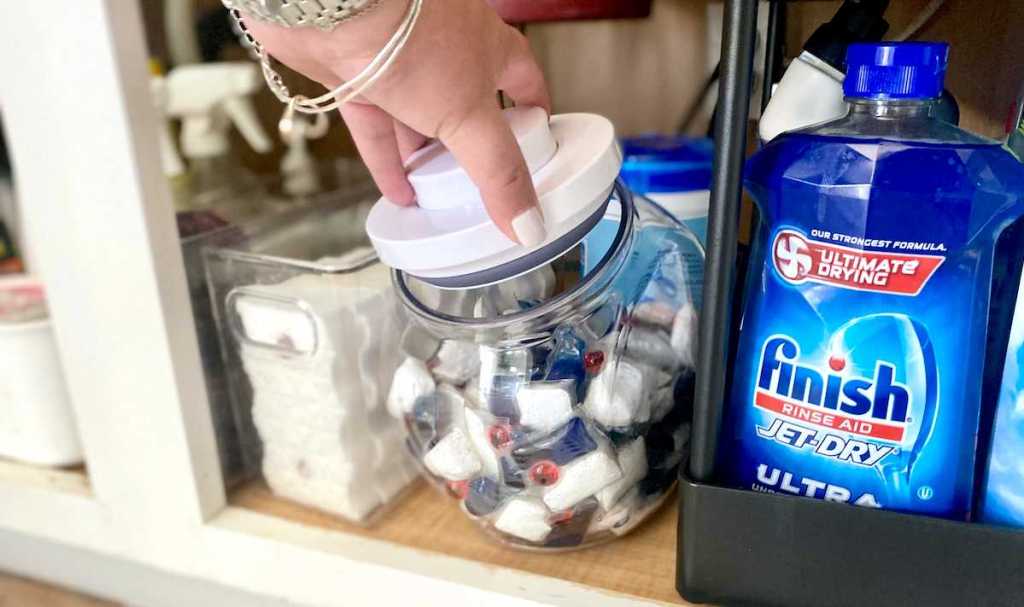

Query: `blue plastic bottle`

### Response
(582, 136, 711, 276)
(719, 42, 1024, 519)
(981, 266, 1024, 526)
(619, 135, 713, 243)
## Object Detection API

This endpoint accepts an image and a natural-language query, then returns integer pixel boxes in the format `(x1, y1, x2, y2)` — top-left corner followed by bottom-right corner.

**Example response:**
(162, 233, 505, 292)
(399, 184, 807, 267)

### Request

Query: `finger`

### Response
(498, 30, 552, 113)
(394, 119, 429, 164)
(340, 103, 415, 205)
(439, 104, 545, 247)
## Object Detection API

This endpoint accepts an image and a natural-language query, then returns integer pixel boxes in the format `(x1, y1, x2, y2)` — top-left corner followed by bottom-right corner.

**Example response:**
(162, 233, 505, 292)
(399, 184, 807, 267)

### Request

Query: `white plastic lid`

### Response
(365, 107, 621, 283)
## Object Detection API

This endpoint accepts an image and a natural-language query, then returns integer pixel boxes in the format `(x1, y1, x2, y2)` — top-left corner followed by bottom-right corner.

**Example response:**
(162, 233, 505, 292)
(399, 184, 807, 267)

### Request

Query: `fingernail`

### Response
(511, 207, 547, 248)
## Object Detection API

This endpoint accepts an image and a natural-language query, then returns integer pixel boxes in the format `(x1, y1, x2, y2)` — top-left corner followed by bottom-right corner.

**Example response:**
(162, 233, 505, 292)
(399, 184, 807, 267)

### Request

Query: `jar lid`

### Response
(365, 107, 621, 288)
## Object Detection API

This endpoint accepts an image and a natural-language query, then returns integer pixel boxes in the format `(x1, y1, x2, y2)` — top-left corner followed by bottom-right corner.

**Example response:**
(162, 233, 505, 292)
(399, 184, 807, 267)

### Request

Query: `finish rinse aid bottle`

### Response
(719, 42, 1024, 519)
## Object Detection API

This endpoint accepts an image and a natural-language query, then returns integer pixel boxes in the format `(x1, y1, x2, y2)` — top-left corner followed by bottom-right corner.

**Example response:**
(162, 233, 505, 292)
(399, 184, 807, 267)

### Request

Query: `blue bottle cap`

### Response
(619, 135, 713, 194)
(844, 42, 949, 99)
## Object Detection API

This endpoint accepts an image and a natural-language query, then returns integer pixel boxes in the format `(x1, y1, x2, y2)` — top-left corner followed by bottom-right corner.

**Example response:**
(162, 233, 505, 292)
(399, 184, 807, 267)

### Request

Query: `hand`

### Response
(243, 0, 552, 247)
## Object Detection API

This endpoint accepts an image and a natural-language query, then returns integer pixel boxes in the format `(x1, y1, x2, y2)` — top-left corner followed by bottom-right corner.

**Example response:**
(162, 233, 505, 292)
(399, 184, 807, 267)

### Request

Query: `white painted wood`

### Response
(0, 528, 293, 607)
(0, 0, 226, 542)
(0, 464, 106, 551)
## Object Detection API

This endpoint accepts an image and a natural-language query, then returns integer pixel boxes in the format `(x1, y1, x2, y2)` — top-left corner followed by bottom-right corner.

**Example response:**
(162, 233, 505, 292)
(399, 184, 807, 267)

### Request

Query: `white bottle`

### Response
(759, 51, 847, 143)
(759, 0, 890, 143)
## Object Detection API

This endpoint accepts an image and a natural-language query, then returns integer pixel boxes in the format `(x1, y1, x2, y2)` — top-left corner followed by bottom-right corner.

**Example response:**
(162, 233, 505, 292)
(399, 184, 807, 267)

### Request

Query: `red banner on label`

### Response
(772, 230, 944, 296)
(755, 390, 906, 443)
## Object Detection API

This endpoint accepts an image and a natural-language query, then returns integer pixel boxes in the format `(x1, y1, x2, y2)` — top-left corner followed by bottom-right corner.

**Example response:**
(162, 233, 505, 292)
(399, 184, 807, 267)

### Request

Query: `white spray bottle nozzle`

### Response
(223, 96, 272, 153)
(165, 62, 273, 159)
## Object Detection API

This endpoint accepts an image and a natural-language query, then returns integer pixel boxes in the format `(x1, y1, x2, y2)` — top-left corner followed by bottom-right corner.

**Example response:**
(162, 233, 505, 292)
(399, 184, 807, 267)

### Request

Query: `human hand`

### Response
(244, 0, 552, 246)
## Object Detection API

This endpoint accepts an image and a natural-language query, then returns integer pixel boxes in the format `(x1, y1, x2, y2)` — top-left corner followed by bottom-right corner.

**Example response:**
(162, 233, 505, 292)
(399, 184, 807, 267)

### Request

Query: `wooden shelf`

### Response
(231, 479, 688, 605)
(0, 460, 90, 497)
(0, 572, 113, 607)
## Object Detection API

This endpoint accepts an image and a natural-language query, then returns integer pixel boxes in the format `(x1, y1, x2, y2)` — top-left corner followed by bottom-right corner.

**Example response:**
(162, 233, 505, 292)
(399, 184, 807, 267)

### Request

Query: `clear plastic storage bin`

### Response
(205, 198, 419, 524)
(181, 160, 378, 488)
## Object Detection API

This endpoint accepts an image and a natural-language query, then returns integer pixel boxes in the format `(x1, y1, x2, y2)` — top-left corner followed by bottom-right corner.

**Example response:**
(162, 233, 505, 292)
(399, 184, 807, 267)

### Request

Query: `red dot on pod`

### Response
(584, 350, 605, 374)
(446, 480, 469, 500)
(487, 424, 513, 450)
(550, 509, 574, 525)
(828, 356, 846, 372)
(529, 460, 560, 487)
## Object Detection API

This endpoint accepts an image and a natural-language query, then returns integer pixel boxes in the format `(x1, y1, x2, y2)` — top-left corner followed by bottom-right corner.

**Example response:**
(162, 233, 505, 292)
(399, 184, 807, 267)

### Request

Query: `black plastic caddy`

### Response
(676, 476, 1024, 606)
(676, 1, 1024, 606)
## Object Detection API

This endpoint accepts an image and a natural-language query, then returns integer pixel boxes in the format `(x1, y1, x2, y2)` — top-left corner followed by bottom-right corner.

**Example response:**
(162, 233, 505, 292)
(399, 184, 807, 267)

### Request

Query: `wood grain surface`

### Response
(0, 573, 115, 607)
(231, 480, 690, 605)
(0, 461, 90, 496)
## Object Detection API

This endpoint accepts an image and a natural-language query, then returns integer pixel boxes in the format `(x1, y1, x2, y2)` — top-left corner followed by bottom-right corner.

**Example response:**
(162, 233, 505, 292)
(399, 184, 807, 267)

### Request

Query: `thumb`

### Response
(439, 104, 546, 247)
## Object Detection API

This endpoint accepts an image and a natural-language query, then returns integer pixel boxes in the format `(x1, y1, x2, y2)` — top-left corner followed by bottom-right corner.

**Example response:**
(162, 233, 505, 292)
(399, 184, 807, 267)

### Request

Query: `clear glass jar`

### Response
(387, 183, 704, 549)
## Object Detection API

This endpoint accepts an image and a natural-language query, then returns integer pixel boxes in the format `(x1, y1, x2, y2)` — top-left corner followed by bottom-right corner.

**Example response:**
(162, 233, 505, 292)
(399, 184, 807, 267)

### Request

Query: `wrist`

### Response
(223, 0, 385, 31)
(306, 0, 416, 79)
